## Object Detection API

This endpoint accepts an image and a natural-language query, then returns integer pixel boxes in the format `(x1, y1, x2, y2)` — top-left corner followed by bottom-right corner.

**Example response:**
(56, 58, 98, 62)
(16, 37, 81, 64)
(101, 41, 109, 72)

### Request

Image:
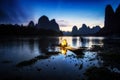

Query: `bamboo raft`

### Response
(64, 46, 86, 55)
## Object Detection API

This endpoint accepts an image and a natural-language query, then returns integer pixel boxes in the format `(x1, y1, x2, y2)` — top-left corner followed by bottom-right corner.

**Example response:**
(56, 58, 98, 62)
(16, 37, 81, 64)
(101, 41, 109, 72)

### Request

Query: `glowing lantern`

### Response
(60, 39, 68, 47)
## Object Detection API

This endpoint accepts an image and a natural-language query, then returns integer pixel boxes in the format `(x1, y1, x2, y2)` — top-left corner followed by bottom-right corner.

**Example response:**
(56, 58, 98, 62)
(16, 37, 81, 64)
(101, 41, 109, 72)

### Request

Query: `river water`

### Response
(0, 36, 119, 80)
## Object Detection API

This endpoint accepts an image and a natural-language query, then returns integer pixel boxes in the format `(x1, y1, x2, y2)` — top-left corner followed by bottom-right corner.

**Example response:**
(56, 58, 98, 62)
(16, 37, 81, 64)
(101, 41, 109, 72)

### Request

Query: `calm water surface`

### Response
(0, 36, 118, 80)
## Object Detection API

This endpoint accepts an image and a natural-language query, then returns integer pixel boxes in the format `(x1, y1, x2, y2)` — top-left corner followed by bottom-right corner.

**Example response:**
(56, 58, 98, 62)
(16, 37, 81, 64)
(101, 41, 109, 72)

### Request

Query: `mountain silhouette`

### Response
(49, 19, 60, 32)
(78, 24, 91, 35)
(71, 24, 101, 36)
(114, 4, 120, 34)
(98, 4, 120, 36)
(38, 15, 50, 29)
(91, 26, 101, 33)
(37, 15, 60, 32)
(0, 15, 62, 36)
(105, 4, 114, 31)
(28, 21, 34, 27)
(72, 26, 78, 36)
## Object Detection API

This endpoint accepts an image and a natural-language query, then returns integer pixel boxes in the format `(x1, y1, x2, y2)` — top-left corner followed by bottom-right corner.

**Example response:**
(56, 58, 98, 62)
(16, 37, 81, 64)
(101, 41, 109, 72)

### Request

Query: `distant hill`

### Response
(62, 31, 71, 36)
(97, 4, 120, 36)
(71, 24, 101, 36)
(37, 15, 60, 32)
(0, 15, 62, 36)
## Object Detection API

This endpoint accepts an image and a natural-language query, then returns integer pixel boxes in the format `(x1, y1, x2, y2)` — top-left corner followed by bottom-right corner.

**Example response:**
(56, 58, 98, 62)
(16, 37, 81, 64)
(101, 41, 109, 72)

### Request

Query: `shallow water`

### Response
(0, 36, 119, 80)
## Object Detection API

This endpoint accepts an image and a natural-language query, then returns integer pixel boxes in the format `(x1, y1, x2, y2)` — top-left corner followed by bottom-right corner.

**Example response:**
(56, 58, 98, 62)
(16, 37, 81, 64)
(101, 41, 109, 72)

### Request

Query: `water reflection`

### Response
(38, 37, 49, 53)
(1, 36, 118, 80)
(72, 37, 77, 46)
(28, 39, 35, 53)
(82, 37, 104, 48)
(38, 37, 59, 54)
(60, 47, 67, 55)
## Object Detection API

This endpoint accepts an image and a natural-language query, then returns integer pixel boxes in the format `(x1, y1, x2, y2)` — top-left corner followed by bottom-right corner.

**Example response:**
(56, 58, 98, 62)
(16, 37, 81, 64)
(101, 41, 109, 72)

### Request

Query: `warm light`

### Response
(60, 39, 68, 47)
(60, 47, 67, 55)
(59, 39, 68, 55)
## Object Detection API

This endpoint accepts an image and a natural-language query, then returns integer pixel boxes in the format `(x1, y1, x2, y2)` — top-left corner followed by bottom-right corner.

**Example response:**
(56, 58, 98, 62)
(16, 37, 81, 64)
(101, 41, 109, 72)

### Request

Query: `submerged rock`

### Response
(79, 63, 83, 70)
(16, 55, 50, 67)
(37, 68, 42, 72)
(84, 67, 120, 80)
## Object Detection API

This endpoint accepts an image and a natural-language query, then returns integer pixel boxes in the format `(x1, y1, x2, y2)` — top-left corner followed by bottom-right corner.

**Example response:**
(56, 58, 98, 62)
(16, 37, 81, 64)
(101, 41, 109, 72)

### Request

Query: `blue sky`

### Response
(0, 0, 120, 31)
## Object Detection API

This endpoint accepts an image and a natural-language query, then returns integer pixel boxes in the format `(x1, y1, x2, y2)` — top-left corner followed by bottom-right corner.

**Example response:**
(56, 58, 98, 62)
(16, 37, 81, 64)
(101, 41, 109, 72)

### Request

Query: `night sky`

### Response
(0, 0, 120, 31)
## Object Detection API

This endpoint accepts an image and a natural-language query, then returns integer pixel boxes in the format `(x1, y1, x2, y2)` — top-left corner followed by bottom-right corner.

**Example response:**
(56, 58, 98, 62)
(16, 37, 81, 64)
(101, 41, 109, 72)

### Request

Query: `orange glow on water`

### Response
(60, 47, 67, 55)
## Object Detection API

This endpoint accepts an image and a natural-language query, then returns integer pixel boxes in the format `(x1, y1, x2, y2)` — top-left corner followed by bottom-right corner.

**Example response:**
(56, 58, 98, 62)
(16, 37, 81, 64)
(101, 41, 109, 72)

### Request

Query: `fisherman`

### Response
(60, 39, 68, 47)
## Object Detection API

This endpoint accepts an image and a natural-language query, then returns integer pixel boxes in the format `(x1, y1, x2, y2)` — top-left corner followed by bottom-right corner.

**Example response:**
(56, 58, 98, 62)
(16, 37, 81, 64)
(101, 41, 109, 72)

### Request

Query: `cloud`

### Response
(0, 0, 29, 24)
(57, 20, 71, 27)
